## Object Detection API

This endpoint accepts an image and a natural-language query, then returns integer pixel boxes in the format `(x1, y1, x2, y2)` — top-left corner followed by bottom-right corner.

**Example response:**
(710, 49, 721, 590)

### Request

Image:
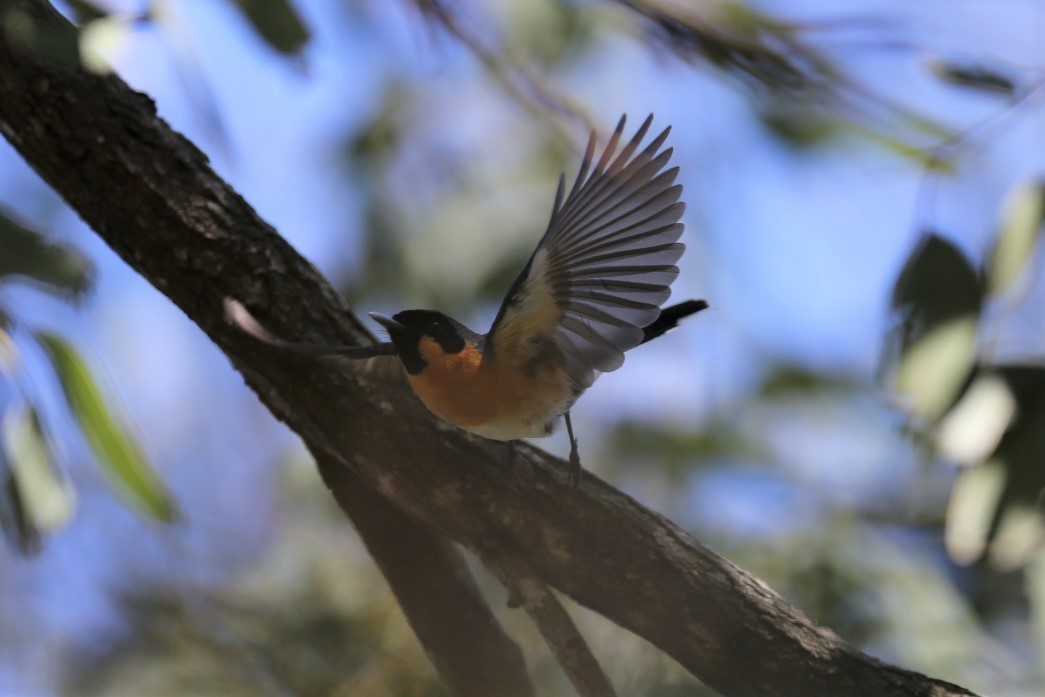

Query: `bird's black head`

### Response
(370, 309, 477, 375)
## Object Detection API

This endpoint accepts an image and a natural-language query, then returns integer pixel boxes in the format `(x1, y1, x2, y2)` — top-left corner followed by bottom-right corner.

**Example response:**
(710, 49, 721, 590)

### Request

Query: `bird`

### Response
(227, 114, 707, 486)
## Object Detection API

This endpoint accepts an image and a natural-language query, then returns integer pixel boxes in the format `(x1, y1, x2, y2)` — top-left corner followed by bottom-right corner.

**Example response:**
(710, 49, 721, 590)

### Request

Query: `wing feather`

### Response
(489, 115, 686, 387)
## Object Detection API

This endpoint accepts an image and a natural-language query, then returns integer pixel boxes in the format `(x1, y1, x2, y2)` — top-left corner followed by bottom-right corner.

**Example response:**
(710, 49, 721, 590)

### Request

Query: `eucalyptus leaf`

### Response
(0, 404, 76, 555)
(892, 317, 978, 422)
(36, 332, 176, 522)
(930, 60, 1017, 96)
(945, 459, 1005, 565)
(943, 365, 1045, 567)
(892, 232, 983, 335)
(230, 0, 309, 56)
(988, 179, 1045, 296)
(888, 233, 983, 421)
(66, 0, 108, 23)
(0, 209, 93, 297)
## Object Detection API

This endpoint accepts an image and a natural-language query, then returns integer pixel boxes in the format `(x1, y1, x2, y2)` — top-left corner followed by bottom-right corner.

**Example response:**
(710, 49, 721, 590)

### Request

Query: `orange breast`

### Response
(404, 337, 574, 440)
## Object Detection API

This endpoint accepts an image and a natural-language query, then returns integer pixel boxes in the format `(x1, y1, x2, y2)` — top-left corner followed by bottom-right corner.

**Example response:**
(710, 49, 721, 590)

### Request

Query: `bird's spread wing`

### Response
(488, 114, 685, 388)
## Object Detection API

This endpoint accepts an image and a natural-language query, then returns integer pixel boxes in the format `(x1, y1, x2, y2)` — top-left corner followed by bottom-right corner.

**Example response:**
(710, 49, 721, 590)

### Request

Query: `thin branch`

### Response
(317, 455, 535, 697)
(487, 552, 617, 697)
(408, 0, 594, 136)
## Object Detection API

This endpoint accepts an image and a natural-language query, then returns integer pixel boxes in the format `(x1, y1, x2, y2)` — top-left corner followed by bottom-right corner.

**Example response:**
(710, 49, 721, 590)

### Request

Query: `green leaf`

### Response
(0, 404, 76, 556)
(988, 179, 1045, 296)
(35, 332, 177, 522)
(930, 60, 1017, 96)
(230, 0, 310, 56)
(936, 373, 1015, 465)
(990, 504, 1045, 570)
(78, 17, 132, 75)
(66, 0, 108, 23)
(893, 317, 978, 422)
(0, 209, 93, 297)
(887, 233, 983, 421)
(945, 459, 1005, 565)
(943, 366, 1045, 568)
(892, 233, 983, 328)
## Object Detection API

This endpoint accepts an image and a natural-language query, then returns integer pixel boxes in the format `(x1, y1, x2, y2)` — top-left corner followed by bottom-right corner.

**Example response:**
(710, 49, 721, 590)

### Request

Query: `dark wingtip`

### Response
(639, 299, 709, 345)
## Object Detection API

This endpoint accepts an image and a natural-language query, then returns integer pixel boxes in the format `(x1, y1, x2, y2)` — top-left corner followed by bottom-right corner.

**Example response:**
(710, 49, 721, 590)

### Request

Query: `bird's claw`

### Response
(568, 448, 582, 488)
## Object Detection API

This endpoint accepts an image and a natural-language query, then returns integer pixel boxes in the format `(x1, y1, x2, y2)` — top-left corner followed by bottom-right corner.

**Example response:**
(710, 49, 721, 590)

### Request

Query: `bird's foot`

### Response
(564, 411, 582, 488)
(568, 448, 582, 488)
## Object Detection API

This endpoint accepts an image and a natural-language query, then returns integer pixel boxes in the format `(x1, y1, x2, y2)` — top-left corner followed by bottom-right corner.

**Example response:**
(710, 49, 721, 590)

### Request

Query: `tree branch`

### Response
(0, 4, 533, 697)
(0, 2, 979, 695)
(316, 456, 534, 697)
(488, 552, 617, 697)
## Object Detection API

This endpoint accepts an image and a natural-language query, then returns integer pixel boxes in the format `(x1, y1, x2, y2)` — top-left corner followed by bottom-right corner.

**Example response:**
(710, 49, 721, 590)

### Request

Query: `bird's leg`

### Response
(564, 411, 582, 487)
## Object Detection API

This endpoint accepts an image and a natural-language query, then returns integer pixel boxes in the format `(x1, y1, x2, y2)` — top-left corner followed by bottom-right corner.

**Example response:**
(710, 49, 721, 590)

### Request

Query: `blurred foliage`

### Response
(228, 0, 310, 56)
(38, 332, 176, 523)
(883, 178, 1045, 575)
(889, 233, 982, 422)
(0, 404, 73, 556)
(54, 454, 719, 697)
(612, 0, 956, 157)
(0, 208, 92, 297)
(989, 179, 1045, 296)
(930, 59, 1018, 97)
(0, 209, 173, 555)
(60, 465, 448, 697)
(66, 593, 448, 697)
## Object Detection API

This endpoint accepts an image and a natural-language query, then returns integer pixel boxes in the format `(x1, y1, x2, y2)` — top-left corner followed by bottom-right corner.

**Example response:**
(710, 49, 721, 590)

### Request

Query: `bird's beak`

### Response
(368, 312, 407, 333)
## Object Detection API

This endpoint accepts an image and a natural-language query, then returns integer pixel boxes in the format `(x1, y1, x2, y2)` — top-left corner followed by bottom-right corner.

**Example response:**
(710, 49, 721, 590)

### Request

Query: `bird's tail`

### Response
(641, 299, 708, 345)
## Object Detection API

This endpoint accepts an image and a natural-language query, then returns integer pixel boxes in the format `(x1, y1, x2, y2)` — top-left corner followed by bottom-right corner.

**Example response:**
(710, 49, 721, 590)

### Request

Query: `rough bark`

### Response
(317, 456, 534, 697)
(0, 1, 980, 696)
(0, 3, 534, 697)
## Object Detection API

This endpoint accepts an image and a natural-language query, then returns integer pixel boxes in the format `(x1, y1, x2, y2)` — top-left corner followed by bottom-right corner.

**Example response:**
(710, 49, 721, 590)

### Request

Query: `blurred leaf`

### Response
(991, 504, 1045, 570)
(945, 365, 1045, 568)
(930, 60, 1017, 96)
(936, 373, 1015, 466)
(759, 102, 837, 148)
(984, 395, 1045, 568)
(758, 364, 862, 398)
(609, 418, 754, 480)
(946, 459, 1005, 565)
(0, 209, 93, 297)
(1026, 551, 1045, 672)
(345, 82, 411, 169)
(230, 0, 310, 56)
(893, 317, 977, 422)
(859, 128, 956, 172)
(501, 0, 591, 68)
(888, 233, 982, 421)
(617, 0, 833, 94)
(36, 332, 176, 522)
(78, 17, 132, 74)
(66, 0, 107, 23)
(988, 179, 1045, 296)
(0, 460, 39, 555)
(0, 326, 16, 371)
(0, 404, 76, 556)
(892, 233, 983, 328)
